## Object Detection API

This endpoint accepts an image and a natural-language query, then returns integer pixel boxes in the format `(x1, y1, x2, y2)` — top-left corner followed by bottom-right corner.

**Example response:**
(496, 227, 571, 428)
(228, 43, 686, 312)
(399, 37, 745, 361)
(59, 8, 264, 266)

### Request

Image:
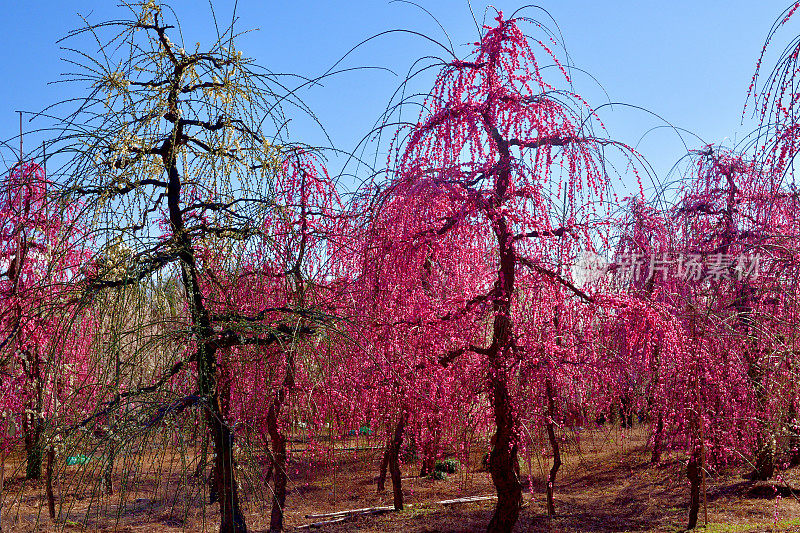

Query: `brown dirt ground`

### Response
(1, 426, 800, 532)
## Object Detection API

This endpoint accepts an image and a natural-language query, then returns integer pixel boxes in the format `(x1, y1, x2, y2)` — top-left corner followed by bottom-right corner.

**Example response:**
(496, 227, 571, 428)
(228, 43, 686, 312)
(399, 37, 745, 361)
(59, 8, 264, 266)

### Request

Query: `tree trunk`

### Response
(45, 445, 55, 520)
(651, 412, 664, 465)
(0, 445, 5, 533)
(267, 352, 295, 533)
(744, 313, 772, 482)
(789, 403, 800, 467)
(182, 272, 245, 533)
(167, 139, 246, 532)
(649, 344, 662, 464)
(378, 414, 404, 493)
(388, 413, 407, 510)
(486, 138, 522, 533)
(418, 415, 440, 478)
(419, 456, 436, 477)
(23, 365, 44, 481)
(101, 409, 115, 495)
(752, 437, 774, 481)
(104, 299, 121, 496)
(24, 418, 42, 480)
(268, 411, 288, 533)
(390, 451, 404, 511)
(609, 405, 619, 427)
(686, 446, 702, 531)
(487, 378, 522, 533)
(210, 401, 246, 533)
(196, 431, 210, 479)
(545, 379, 561, 517)
(101, 446, 114, 495)
(620, 396, 633, 429)
(377, 437, 390, 492)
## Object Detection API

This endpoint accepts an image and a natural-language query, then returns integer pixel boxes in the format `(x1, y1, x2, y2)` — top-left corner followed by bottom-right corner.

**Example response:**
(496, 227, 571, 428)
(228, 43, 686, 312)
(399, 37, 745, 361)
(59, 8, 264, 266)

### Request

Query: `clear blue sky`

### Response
(0, 1, 793, 195)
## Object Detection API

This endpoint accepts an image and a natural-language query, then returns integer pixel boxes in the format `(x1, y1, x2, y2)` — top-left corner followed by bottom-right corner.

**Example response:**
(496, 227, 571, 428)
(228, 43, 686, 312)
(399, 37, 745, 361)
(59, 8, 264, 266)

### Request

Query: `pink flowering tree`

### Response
(353, 191, 489, 509)
(608, 146, 790, 529)
(197, 148, 344, 532)
(0, 161, 94, 481)
(373, 13, 641, 532)
(747, 6, 800, 475)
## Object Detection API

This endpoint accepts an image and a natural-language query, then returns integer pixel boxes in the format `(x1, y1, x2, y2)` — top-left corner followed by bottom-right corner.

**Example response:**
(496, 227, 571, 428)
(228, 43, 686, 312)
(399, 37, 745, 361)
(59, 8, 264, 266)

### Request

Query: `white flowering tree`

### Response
(47, 2, 329, 532)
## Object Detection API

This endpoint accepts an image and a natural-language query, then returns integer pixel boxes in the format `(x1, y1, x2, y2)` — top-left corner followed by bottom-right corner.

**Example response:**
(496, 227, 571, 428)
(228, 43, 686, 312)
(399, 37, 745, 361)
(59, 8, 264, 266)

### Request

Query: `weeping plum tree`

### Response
(605, 146, 789, 529)
(0, 161, 93, 481)
(674, 148, 785, 482)
(355, 166, 490, 509)
(746, 5, 800, 469)
(48, 2, 336, 531)
(18, 2, 800, 531)
(0, 161, 53, 480)
(197, 149, 343, 532)
(376, 13, 640, 532)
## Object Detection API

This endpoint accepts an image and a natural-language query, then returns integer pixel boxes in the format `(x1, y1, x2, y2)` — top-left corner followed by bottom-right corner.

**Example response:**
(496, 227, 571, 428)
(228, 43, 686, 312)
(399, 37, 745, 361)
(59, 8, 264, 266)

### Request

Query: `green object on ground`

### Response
(434, 458, 460, 474)
(66, 455, 91, 466)
(427, 469, 447, 480)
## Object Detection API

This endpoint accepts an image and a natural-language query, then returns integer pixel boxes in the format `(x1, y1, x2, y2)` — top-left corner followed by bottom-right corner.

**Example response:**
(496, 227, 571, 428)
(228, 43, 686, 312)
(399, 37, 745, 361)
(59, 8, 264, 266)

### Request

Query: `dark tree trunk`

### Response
(45, 445, 55, 520)
(545, 379, 561, 517)
(0, 446, 5, 533)
(188, 295, 245, 533)
(196, 431, 210, 479)
(268, 410, 288, 533)
(101, 447, 114, 495)
(748, 368, 774, 481)
(24, 420, 42, 480)
(790, 438, 800, 468)
(686, 446, 702, 531)
(487, 377, 522, 533)
(205, 352, 244, 531)
(11, 226, 43, 483)
(378, 413, 406, 494)
(609, 405, 619, 427)
(101, 404, 116, 495)
(104, 295, 121, 496)
(267, 353, 295, 533)
(789, 403, 800, 467)
(649, 344, 662, 464)
(486, 313, 522, 531)
(210, 404, 246, 533)
(390, 455, 404, 511)
(740, 286, 772, 483)
(620, 397, 633, 429)
(651, 412, 664, 465)
(163, 113, 246, 532)
(377, 435, 390, 492)
(485, 122, 523, 533)
(752, 437, 774, 481)
(418, 414, 440, 478)
(388, 413, 407, 510)
(23, 353, 44, 481)
(419, 456, 436, 477)
(749, 355, 773, 480)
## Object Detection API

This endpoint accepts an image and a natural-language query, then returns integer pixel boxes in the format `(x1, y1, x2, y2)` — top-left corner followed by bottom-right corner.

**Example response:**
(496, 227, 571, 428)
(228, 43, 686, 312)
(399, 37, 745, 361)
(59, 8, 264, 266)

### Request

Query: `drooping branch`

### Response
(518, 257, 595, 303)
(213, 324, 316, 349)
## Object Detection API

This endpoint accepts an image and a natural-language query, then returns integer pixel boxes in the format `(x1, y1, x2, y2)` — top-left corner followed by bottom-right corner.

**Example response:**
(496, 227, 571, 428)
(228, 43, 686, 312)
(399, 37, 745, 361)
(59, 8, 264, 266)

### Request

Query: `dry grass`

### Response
(1, 427, 799, 531)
